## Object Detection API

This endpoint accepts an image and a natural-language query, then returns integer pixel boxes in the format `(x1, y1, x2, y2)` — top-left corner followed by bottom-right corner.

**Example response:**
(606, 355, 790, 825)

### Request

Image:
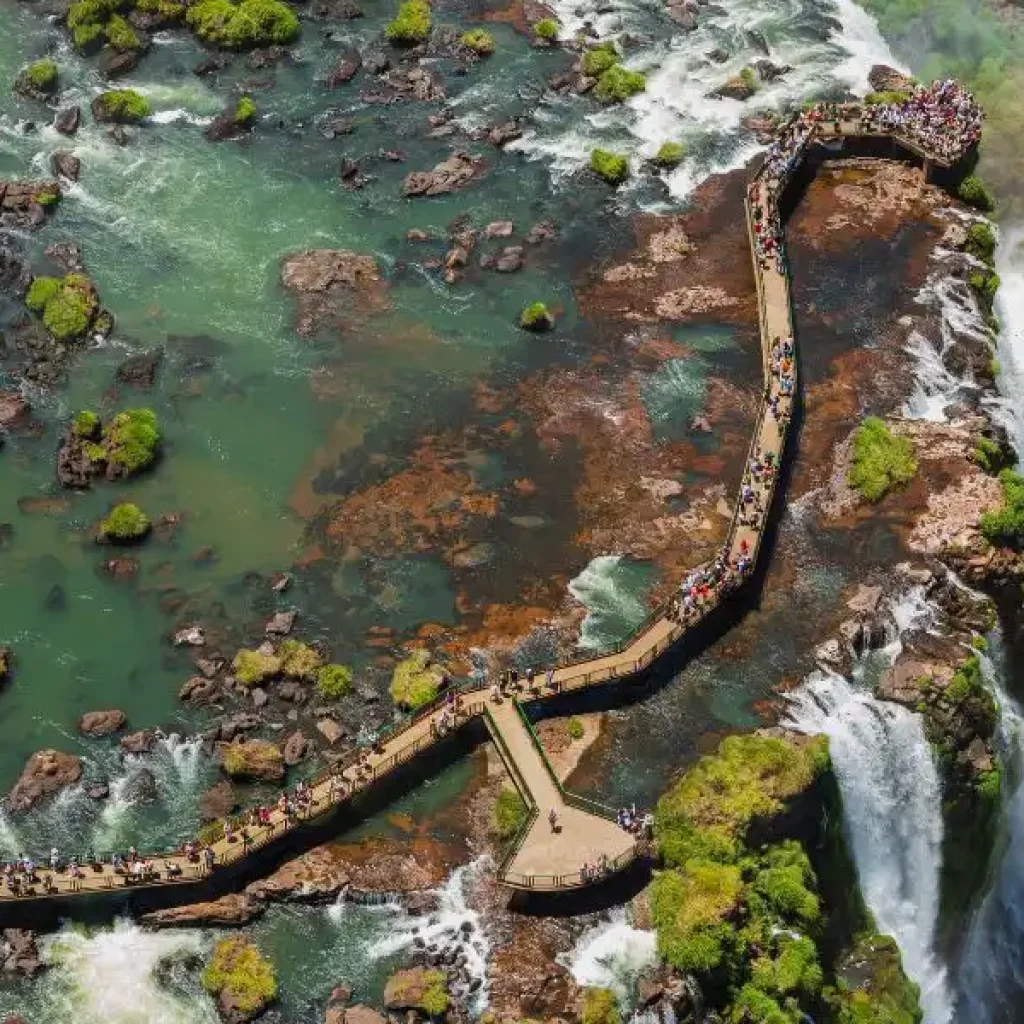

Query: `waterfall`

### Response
(783, 592, 953, 1024)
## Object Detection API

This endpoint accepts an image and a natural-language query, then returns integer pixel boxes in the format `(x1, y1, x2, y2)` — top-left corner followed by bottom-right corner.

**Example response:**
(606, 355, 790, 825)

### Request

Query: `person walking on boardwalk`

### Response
(549, 808, 558, 832)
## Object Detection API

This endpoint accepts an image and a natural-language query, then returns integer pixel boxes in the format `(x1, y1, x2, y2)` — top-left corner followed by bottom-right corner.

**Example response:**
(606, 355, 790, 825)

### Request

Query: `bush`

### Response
(965, 222, 996, 264)
(106, 14, 143, 50)
(848, 417, 917, 503)
(969, 269, 1000, 310)
(595, 65, 646, 103)
(235, 95, 256, 125)
(25, 276, 60, 313)
(864, 89, 911, 105)
(567, 716, 584, 740)
(959, 175, 995, 212)
(103, 408, 160, 475)
(99, 502, 151, 542)
(973, 434, 1015, 474)
(726, 984, 795, 1024)
(27, 275, 97, 342)
(828, 933, 922, 1024)
(232, 648, 282, 687)
(581, 45, 618, 77)
(980, 470, 1024, 547)
(35, 187, 60, 207)
(459, 28, 495, 54)
(751, 935, 823, 999)
(135, 0, 186, 18)
(493, 786, 528, 840)
(752, 843, 821, 925)
(385, 0, 431, 45)
(197, 819, 224, 845)
(317, 663, 353, 699)
(74, 410, 100, 438)
(581, 987, 619, 1024)
(278, 639, 322, 680)
(654, 141, 684, 167)
(186, 0, 300, 49)
(93, 89, 152, 123)
(519, 301, 553, 330)
(390, 649, 444, 708)
(418, 970, 449, 1016)
(23, 59, 58, 91)
(201, 937, 278, 1017)
(590, 148, 629, 184)
(533, 18, 558, 39)
(739, 66, 758, 91)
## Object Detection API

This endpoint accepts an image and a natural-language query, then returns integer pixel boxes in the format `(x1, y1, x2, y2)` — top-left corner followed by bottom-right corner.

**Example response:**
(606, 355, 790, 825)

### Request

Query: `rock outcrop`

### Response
(402, 151, 485, 197)
(141, 893, 264, 929)
(280, 249, 388, 338)
(78, 709, 127, 737)
(5, 750, 82, 812)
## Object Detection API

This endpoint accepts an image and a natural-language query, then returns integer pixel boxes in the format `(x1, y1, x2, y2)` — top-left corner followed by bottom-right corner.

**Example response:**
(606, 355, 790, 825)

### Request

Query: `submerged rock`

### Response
(5, 749, 83, 813)
(402, 151, 485, 197)
(53, 106, 80, 136)
(116, 349, 162, 390)
(281, 249, 388, 338)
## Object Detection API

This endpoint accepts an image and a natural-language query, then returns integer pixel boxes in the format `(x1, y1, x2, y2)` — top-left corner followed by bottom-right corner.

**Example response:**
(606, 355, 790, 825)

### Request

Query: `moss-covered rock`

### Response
(654, 141, 684, 167)
(317, 663, 353, 699)
(235, 95, 257, 126)
(595, 65, 646, 103)
(186, 0, 299, 49)
(103, 408, 161, 475)
(385, 0, 431, 45)
(232, 648, 282, 687)
(827, 933, 922, 1023)
(219, 739, 285, 781)
(15, 59, 58, 99)
(459, 28, 495, 55)
(383, 967, 449, 1016)
(958, 174, 994, 212)
(98, 502, 151, 543)
(278, 639, 323, 680)
(389, 649, 444, 709)
(91, 89, 152, 124)
(581, 987, 619, 1024)
(533, 18, 558, 40)
(25, 274, 100, 342)
(519, 301, 554, 331)
(590, 148, 629, 184)
(581, 44, 618, 77)
(848, 417, 917, 503)
(201, 936, 278, 1021)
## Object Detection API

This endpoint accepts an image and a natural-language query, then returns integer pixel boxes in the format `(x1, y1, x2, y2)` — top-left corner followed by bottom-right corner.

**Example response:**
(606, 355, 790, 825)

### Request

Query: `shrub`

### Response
(590, 148, 629, 184)
(726, 985, 795, 1024)
(519, 301, 553, 330)
(969, 269, 1000, 310)
(493, 786, 528, 840)
(973, 434, 1015, 474)
(654, 141, 684, 167)
(35, 187, 60, 207)
(68, 0, 116, 50)
(848, 417, 917, 503)
(278, 639, 322, 680)
(201, 937, 278, 1016)
(74, 410, 100, 438)
(135, 0, 186, 18)
(390, 649, 444, 708)
(739, 66, 757, 91)
(965, 222, 996, 265)
(751, 935, 823, 999)
(103, 408, 160, 475)
(980, 470, 1024, 548)
(106, 14, 143, 50)
(23, 58, 58, 91)
(751, 842, 821, 925)
(959, 175, 995, 212)
(385, 0, 431, 45)
(197, 819, 224, 845)
(581, 45, 618, 77)
(567, 716, 584, 740)
(418, 970, 449, 1016)
(235, 95, 257, 125)
(27, 275, 97, 342)
(317, 663, 353, 699)
(25, 276, 61, 313)
(99, 502, 151, 542)
(93, 89, 152, 123)
(864, 89, 911, 105)
(533, 18, 558, 39)
(595, 65, 646, 103)
(186, 0, 300, 49)
(459, 28, 495, 54)
(581, 987, 619, 1024)
(232, 648, 282, 687)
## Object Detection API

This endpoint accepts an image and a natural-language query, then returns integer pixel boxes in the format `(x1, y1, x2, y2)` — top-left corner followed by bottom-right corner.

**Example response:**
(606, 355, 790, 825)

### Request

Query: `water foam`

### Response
(568, 554, 652, 651)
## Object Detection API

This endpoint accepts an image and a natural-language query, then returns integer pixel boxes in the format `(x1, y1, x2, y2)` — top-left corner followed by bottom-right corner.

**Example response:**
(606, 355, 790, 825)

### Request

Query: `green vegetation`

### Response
(847, 417, 917, 503)
(981, 469, 1024, 547)
(201, 937, 278, 1017)
(519, 301, 553, 330)
(864, 89, 911, 104)
(390, 649, 444, 708)
(418, 970, 449, 1016)
(67, 0, 115, 51)
(317, 663, 353, 700)
(459, 28, 495, 55)
(581, 43, 619, 77)
(106, 13, 143, 50)
(93, 89, 152, 123)
(98, 502, 151, 543)
(581, 987, 620, 1024)
(103, 408, 160, 475)
(958, 175, 995, 212)
(220, 740, 284, 779)
(25, 274, 98, 342)
(22, 58, 58, 92)
(35, 187, 60, 207)
(590, 148, 629, 184)
(567, 716, 585, 740)
(654, 141, 685, 167)
(533, 18, 559, 40)
(965, 222, 996, 264)
(73, 410, 100, 439)
(235, 95, 257, 125)
(826, 933, 922, 1024)
(739, 66, 758, 91)
(278, 639, 323, 680)
(135, 0, 186, 18)
(186, 0, 300, 49)
(595, 65, 646, 103)
(969, 268, 1001, 310)
(232, 648, 282, 687)
(385, 0, 431, 45)
(197, 819, 224, 846)
(493, 786, 528, 841)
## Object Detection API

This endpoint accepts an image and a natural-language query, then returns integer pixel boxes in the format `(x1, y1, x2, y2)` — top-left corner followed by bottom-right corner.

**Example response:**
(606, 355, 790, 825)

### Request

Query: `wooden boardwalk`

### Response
(0, 109, 970, 905)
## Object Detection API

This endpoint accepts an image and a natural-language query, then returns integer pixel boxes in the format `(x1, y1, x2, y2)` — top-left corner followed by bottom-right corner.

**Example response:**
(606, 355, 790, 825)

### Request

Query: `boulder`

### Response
(116, 350, 162, 390)
(173, 625, 206, 647)
(402, 151, 485, 198)
(5, 750, 83, 813)
(141, 893, 264, 929)
(325, 50, 361, 87)
(180, 675, 220, 704)
(78, 709, 126, 737)
(847, 584, 883, 615)
(219, 739, 286, 782)
(122, 766, 158, 804)
(101, 556, 140, 581)
(868, 64, 915, 94)
(54, 106, 81, 136)
(0, 391, 31, 430)
(99, 50, 142, 79)
(265, 610, 297, 636)
(483, 220, 514, 239)
(50, 151, 81, 182)
(493, 246, 524, 273)
(86, 782, 110, 800)
(280, 249, 387, 338)
(200, 780, 240, 822)
(283, 730, 311, 765)
(44, 240, 83, 272)
(711, 73, 758, 101)
(316, 718, 345, 745)
(525, 220, 556, 245)
(270, 572, 292, 592)
(339, 1007, 385, 1024)
(1, 930, 43, 977)
(120, 729, 155, 754)
(384, 967, 448, 1012)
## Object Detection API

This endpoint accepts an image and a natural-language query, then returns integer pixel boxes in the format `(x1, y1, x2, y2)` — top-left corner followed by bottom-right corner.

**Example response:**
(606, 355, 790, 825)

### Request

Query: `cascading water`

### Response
(568, 555, 656, 651)
(784, 591, 954, 1024)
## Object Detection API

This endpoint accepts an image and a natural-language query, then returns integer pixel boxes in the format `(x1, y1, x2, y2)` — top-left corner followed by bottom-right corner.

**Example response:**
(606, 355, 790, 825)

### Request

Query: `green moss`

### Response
(201, 937, 278, 1016)
(654, 141, 684, 167)
(567, 716, 584, 740)
(186, 0, 300, 49)
(316, 663, 353, 699)
(595, 65, 646, 103)
(135, 0, 186, 18)
(533, 18, 558, 39)
(969, 268, 1001, 310)
(232, 648, 282, 687)
(25, 277, 60, 313)
(73, 410, 100, 438)
(751, 842, 821, 925)
(827, 932, 922, 1024)
(99, 502, 151, 542)
(493, 786, 528, 841)
(197, 819, 225, 845)
(22, 58, 58, 91)
(848, 417, 917, 503)
(959, 175, 995, 212)
(68, 0, 117, 52)
(235, 95, 257, 125)
(973, 434, 1016, 475)
(385, 0, 431, 45)
(103, 408, 160, 475)
(581, 987, 619, 1024)
(459, 28, 495, 54)
(965, 222, 996, 264)
(751, 935, 823, 999)
(864, 89, 911, 105)
(726, 984, 798, 1023)
(581, 45, 619, 77)
(981, 469, 1024, 547)
(35, 188, 60, 207)
(519, 301, 553, 330)
(220, 740, 284, 779)
(589, 148, 629, 184)
(27, 275, 98, 342)
(85, 442, 107, 464)
(739, 66, 758, 91)
(73, 22, 106, 50)
(106, 14, 143, 50)
(389, 649, 444, 708)
(418, 970, 449, 1016)
(93, 89, 152, 123)
(278, 639, 323, 680)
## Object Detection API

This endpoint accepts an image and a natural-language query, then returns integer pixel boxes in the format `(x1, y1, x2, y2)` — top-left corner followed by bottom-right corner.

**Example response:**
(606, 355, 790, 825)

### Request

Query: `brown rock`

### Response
(868, 64, 915, 94)
(325, 49, 361, 86)
(283, 729, 311, 765)
(1, 929, 43, 977)
(173, 625, 206, 646)
(120, 729, 156, 754)
(403, 151, 485, 197)
(218, 739, 285, 782)
(180, 675, 220, 704)
(54, 106, 81, 136)
(0, 391, 30, 430)
(341, 1007, 386, 1024)
(200, 780, 239, 822)
(5, 750, 83, 813)
(265, 609, 297, 635)
(141, 893, 264, 929)
(50, 151, 81, 182)
(101, 556, 140, 581)
(78, 709, 127, 737)
(281, 249, 388, 338)
(316, 718, 345, 745)
(483, 220, 514, 239)
(384, 967, 448, 1011)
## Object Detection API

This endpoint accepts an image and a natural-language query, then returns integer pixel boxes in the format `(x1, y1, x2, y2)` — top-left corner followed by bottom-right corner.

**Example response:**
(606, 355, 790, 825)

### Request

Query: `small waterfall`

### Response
(568, 555, 654, 651)
(784, 591, 953, 1024)
(992, 226, 1024, 450)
